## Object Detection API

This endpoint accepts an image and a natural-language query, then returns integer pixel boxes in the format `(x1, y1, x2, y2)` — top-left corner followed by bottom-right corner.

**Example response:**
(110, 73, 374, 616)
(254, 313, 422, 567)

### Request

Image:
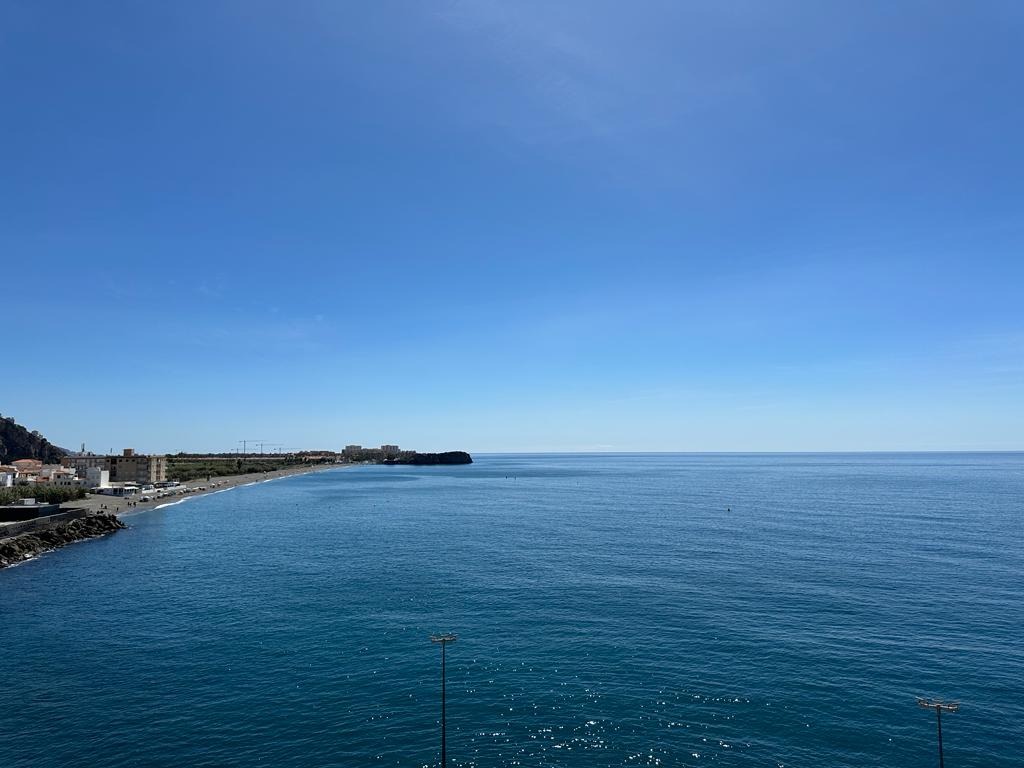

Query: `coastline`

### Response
(62, 462, 348, 518)
(1, 464, 348, 569)
(0, 513, 125, 569)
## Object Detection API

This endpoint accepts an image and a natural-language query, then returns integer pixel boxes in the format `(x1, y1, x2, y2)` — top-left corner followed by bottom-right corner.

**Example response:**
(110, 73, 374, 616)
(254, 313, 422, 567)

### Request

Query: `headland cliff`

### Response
(383, 451, 473, 465)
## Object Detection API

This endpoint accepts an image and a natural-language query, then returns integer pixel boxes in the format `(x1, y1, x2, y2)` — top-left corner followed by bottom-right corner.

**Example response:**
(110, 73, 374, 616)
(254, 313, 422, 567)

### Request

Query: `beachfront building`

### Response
(110, 449, 167, 484)
(84, 467, 110, 489)
(381, 444, 401, 459)
(342, 445, 362, 459)
(94, 483, 140, 497)
(63, 449, 167, 485)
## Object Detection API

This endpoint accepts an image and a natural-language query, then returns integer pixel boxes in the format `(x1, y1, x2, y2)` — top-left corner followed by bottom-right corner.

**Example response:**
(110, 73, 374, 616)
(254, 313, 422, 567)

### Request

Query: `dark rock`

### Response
(0, 513, 126, 568)
(384, 451, 473, 466)
(0, 415, 68, 465)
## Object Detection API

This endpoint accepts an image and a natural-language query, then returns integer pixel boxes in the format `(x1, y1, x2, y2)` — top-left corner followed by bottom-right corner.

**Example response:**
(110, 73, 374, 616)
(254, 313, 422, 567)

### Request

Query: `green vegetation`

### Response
(167, 457, 306, 482)
(0, 486, 87, 505)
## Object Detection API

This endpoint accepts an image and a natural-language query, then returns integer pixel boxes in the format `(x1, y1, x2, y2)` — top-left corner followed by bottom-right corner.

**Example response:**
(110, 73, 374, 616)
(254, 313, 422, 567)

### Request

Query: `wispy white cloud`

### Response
(432, 1, 669, 145)
(429, 1, 819, 155)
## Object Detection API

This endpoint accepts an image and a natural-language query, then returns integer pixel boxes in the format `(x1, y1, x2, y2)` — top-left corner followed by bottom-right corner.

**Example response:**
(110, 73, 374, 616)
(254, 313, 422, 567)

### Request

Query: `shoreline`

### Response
(0, 513, 125, 569)
(1, 464, 348, 569)
(62, 462, 348, 518)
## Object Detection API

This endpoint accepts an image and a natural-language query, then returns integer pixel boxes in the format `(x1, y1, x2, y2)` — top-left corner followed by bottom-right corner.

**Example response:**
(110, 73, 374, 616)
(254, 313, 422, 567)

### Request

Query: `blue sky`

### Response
(2, 1, 1022, 452)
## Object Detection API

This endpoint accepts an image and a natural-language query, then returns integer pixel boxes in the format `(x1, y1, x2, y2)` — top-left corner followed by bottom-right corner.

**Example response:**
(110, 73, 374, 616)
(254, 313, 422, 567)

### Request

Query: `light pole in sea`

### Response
(917, 697, 959, 768)
(430, 633, 457, 768)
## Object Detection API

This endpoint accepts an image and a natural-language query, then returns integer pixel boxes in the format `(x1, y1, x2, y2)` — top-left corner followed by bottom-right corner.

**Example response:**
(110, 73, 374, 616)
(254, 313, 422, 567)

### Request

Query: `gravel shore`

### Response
(62, 463, 346, 517)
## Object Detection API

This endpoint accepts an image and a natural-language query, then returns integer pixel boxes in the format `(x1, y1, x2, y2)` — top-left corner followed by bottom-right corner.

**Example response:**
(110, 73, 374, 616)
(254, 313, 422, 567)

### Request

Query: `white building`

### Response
(40, 465, 77, 484)
(11, 458, 42, 483)
(85, 467, 110, 489)
(63, 449, 167, 485)
(61, 454, 106, 477)
(95, 483, 140, 497)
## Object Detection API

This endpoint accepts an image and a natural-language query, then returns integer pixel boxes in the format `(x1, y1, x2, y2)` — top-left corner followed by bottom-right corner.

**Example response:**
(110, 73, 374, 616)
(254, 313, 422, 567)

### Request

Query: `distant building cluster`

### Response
(1, 448, 167, 494)
(0, 441, 428, 501)
(341, 444, 410, 462)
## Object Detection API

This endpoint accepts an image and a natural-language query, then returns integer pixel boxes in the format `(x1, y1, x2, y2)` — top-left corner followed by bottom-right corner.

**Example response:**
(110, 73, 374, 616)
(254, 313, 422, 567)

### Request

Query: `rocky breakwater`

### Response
(0, 513, 126, 568)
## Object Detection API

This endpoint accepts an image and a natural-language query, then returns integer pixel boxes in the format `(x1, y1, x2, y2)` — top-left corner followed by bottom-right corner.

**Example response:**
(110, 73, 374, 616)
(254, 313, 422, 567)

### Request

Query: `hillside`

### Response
(385, 451, 473, 465)
(0, 416, 67, 465)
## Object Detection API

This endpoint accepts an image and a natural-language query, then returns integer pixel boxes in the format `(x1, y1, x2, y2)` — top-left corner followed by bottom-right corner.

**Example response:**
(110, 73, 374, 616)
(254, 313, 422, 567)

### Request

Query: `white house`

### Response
(84, 467, 110, 489)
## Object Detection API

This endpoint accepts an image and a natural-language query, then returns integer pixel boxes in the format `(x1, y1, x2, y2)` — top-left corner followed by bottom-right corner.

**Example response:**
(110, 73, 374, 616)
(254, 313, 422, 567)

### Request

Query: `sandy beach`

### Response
(62, 463, 348, 517)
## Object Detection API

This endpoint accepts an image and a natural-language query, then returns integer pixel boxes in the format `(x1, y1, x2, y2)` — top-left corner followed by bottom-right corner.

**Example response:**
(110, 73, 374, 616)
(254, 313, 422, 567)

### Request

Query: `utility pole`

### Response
(430, 634, 457, 768)
(917, 698, 959, 768)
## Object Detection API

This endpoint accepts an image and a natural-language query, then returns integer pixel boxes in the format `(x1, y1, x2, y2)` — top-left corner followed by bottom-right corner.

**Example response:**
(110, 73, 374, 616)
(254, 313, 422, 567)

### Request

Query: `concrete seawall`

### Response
(0, 508, 94, 541)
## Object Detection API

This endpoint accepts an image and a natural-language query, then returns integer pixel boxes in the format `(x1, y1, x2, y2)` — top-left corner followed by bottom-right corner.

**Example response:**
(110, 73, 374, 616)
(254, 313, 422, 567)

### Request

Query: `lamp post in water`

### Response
(430, 633, 457, 768)
(917, 698, 959, 768)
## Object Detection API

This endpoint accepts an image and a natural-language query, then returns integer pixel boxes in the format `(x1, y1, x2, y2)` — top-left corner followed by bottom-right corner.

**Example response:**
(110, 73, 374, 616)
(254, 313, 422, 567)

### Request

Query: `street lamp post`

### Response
(430, 633, 457, 768)
(917, 698, 959, 768)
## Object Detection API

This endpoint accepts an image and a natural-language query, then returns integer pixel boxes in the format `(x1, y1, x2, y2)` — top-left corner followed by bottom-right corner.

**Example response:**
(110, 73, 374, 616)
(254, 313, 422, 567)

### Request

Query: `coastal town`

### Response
(2, 444, 470, 510)
(1, 443, 439, 499)
(2, 449, 170, 498)
(0, 414, 471, 567)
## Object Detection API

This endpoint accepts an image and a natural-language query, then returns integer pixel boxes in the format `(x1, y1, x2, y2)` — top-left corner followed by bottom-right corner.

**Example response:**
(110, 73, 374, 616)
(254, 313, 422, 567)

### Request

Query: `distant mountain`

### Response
(0, 416, 68, 465)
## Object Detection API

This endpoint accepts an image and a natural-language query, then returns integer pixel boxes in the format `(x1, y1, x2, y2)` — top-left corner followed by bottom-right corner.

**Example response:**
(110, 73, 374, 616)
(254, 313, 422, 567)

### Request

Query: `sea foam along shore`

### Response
(75, 462, 348, 518)
(1, 466, 347, 569)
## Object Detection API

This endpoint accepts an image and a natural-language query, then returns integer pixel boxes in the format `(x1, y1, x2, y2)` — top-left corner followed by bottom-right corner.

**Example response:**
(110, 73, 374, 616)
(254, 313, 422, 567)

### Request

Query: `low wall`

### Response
(0, 508, 92, 540)
(0, 512, 126, 568)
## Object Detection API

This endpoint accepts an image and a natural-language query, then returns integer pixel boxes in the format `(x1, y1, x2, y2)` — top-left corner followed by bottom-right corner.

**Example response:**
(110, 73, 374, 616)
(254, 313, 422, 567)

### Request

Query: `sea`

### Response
(0, 453, 1021, 767)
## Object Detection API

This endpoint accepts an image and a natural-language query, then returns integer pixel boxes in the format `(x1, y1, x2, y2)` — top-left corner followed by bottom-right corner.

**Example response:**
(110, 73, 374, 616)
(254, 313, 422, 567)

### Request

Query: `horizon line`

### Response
(465, 449, 1024, 455)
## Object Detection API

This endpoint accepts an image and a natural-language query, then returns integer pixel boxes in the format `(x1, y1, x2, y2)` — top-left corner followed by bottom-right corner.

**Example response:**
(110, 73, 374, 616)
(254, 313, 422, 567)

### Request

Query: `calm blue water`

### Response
(1, 454, 1021, 767)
